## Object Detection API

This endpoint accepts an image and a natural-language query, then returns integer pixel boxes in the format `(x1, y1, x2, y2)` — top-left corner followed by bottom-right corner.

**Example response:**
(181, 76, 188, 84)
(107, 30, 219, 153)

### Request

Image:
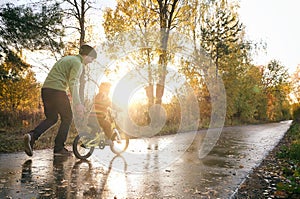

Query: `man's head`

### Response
(79, 44, 97, 65)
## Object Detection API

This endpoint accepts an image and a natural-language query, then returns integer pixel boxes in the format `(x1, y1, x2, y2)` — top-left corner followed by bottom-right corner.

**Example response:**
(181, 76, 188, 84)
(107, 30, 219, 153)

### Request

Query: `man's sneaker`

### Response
(24, 132, 35, 156)
(54, 147, 73, 156)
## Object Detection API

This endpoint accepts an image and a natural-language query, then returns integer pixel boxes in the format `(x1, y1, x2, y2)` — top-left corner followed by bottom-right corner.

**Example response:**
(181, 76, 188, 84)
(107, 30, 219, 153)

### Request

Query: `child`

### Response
(90, 82, 113, 139)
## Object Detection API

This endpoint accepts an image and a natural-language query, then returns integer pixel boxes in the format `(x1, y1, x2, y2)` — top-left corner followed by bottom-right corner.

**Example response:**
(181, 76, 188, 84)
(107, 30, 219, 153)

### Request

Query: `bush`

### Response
(292, 107, 300, 123)
(276, 120, 300, 196)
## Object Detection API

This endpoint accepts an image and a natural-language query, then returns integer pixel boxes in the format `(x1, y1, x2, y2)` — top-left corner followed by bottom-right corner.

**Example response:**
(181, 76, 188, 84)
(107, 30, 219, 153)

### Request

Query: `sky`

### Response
(238, 0, 300, 73)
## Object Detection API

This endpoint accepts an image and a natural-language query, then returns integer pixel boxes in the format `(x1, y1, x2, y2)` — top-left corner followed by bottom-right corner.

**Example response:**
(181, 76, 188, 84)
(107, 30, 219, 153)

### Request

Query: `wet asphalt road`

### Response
(0, 121, 292, 199)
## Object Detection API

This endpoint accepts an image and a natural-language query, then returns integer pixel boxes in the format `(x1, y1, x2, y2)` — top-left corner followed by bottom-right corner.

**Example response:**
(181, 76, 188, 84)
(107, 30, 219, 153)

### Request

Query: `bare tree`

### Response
(63, 0, 94, 102)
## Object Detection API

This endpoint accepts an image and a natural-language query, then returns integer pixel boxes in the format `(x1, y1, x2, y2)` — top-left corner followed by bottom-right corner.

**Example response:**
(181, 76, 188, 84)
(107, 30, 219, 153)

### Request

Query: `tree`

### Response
(62, 0, 101, 48)
(0, 1, 64, 127)
(232, 65, 268, 123)
(201, 0, 243, 77)
(103, 0, 192, 106)
(290, 65, 300, 104)
(62, 0, 100, 103)
(63, 0, 91, 47)
(154, 0, 181, 105)
(0, 1, 66, 82)
(0, 51, 41, 127)
(0, 2, 65, 58)
(102, 0, 287, 126)
(186, 0, 252, 124)
(104, 0, 158, 108)
(179, 60, 213, 127)
(262, 60, 290, 90)
(262, 60, 291, 121)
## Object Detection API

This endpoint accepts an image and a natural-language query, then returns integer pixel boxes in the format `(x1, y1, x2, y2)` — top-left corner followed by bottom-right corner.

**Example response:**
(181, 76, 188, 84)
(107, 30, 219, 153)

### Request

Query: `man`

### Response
(24, 44, 97, 156)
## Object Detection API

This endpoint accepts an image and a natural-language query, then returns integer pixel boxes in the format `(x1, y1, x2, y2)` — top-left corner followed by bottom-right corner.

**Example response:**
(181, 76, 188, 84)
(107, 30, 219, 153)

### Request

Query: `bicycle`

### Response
(72, 109, 129, 160)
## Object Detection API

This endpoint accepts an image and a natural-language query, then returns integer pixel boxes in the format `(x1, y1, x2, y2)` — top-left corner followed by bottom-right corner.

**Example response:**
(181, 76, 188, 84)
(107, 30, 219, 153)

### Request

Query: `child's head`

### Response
(98, 82, 111, 94)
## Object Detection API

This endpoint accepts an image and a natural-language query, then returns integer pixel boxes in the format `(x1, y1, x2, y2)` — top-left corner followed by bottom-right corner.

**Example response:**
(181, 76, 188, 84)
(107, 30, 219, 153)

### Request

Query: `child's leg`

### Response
(99, 119, 112, 139)
(87, 113, 100, 134)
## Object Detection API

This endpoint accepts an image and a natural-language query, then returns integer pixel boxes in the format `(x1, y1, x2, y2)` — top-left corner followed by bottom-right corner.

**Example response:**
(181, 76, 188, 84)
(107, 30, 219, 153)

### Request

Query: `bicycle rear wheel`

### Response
(73, 134, 95, 160)
(110, 130, 129, 155)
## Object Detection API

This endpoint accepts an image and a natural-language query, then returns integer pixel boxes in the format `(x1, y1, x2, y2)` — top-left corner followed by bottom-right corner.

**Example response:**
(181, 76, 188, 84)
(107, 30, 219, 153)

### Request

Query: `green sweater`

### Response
(43, 55, 83, 105)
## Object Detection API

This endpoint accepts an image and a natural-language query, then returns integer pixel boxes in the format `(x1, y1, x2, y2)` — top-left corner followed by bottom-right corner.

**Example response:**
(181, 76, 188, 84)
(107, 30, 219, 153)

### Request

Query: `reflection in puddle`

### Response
(19, 154, 129, 199)
(21, 160, 32, 183)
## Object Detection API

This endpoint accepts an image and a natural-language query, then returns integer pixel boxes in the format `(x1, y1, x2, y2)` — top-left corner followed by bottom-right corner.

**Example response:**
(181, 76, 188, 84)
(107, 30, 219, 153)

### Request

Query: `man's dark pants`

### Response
(32, 88, 72, 152)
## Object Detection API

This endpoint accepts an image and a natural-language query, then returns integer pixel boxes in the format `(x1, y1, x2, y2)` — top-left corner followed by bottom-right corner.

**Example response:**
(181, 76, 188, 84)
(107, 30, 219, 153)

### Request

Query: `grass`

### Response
(0, 122, 78, 153)
(276, 121, 300, 196)
(0, 130, 24, 153)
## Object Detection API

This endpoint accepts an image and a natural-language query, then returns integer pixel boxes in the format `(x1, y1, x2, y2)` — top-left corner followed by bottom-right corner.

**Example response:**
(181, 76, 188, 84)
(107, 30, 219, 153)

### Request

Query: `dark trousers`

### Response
(87, 114, 112, 138)
(33, 88, 72, 152)
(97, 115, 112, 138)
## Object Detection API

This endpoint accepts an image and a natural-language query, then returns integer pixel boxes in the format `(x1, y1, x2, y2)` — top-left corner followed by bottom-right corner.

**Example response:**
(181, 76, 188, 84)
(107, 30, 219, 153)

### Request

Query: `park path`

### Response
(0, 121, 292, 198)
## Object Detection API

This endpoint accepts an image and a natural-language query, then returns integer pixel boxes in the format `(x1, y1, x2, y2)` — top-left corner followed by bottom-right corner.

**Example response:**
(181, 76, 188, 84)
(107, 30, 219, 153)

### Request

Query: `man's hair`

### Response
(79, 44, 97, 59)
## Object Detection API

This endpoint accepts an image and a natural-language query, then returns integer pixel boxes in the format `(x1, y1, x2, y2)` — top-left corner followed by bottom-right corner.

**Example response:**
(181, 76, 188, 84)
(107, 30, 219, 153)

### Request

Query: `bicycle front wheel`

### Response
(73, 134, 95, 160)
(110, 130, 129, 155)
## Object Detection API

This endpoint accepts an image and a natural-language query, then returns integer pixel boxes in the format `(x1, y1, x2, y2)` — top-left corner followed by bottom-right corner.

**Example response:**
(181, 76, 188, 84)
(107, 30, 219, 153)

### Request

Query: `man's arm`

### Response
(68, 61, 85, 116)
(69, 62, 82, 105)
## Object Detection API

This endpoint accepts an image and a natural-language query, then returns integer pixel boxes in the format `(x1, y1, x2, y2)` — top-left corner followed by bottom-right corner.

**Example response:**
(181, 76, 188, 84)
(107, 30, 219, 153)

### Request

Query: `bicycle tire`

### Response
(73, 134, 95, 160)
(110, 131, 129, 155)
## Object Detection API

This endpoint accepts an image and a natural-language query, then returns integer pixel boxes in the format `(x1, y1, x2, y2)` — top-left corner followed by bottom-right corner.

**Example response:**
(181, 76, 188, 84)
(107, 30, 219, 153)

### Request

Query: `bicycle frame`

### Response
(73, 108, 129, 159)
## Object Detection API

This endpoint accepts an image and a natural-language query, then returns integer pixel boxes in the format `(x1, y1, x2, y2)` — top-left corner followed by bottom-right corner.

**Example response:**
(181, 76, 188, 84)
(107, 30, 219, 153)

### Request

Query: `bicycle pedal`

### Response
(99, 140, 105, 149)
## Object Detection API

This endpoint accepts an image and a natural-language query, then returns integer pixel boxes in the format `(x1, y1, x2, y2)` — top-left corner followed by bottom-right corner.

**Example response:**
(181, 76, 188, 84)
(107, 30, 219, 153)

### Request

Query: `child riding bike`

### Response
(87, 82, 114, 141)
(72, 82, 129, 159)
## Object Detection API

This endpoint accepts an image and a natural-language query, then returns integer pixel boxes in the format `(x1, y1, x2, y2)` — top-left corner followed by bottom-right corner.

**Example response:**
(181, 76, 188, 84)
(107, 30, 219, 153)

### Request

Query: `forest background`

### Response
(1, 0, 300, 153)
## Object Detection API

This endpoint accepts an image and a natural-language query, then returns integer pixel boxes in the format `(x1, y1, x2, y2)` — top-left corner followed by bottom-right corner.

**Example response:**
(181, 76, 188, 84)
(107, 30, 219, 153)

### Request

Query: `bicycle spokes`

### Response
(73, 134, 95, 160)
(110, 131, 129, 155)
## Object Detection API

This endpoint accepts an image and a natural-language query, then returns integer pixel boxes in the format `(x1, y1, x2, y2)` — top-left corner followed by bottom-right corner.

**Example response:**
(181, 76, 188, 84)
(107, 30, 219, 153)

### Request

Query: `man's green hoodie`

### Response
(43, 55, 83, 105)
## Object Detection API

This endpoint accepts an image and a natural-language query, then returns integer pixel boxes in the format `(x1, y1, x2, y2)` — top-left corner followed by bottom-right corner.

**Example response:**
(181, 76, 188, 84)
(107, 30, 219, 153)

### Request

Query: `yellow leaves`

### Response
(0, 69, 40, 112)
